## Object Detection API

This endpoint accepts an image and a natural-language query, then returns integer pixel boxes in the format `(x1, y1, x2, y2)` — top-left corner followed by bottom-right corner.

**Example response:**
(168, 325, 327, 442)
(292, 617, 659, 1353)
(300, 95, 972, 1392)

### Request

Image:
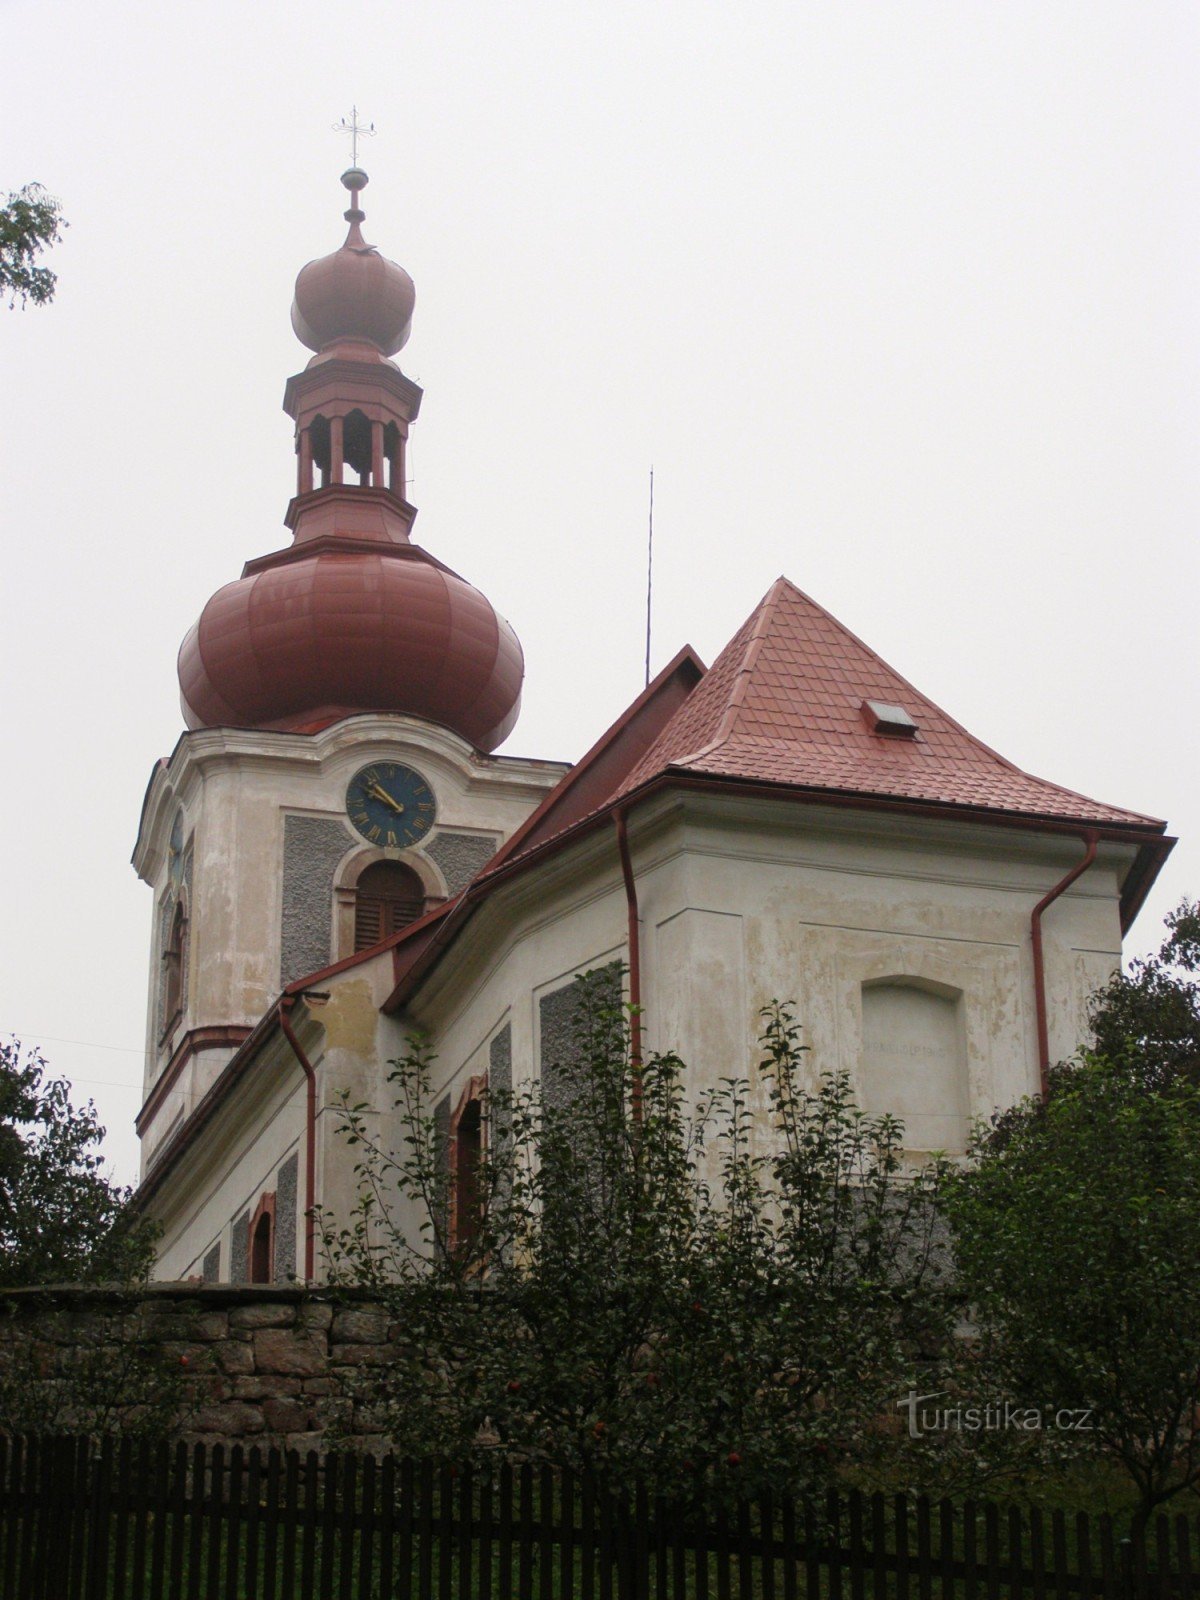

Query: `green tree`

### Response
(1088, 898, 1200, 1089)
(1, 184, 66, 308)
(320, 979, 948, 1500)
(943, 1055, 1200, 1533)
(0, 1039, 156, 1287)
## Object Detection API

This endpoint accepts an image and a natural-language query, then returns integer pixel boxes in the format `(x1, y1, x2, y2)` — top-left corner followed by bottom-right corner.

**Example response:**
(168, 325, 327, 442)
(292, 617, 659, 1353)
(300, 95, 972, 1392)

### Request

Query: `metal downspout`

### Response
(1031, 830, 1099, 1097)
(277, 998, 318, 1282)
(614, 806, 644, 1123)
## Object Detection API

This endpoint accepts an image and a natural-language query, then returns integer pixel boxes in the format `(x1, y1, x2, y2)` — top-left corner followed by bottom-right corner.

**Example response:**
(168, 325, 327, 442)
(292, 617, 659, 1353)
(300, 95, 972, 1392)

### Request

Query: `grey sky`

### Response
(3, 1, 1197, 1188)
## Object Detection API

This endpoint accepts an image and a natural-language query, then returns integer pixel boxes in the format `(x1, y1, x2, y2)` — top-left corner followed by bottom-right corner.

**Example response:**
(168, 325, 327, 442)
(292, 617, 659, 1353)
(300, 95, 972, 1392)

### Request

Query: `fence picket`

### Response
(205, 1441, 225, 1600)
(518, 1462, 534, 1600)
(319, 1451, 339, 1599)
(1030, 1505, 1047, 1600)
(359, 1452, 377, 1600)
(184, 1441, 205, 1600)
(338, 1451, 358, 1600)
(417, 1457, 434, 1599)
(1009, 1505, 1025, 1600)
(760, 1491, 776, 1600)
(437, 1465, 453, 1599)
(398, 1454, 414, 1600)
(580, 1473, 595, 1600)
(962, 1500, 978, 1600)
(378, 1453, 396, 1600)
(1177, 1516, 1194, 1600)
(1098, 1513, 1116, 1600)
(109, 1435, 133, 1600)
(148, 1438, 171, 1600)
(1156, 1519, 1172, 1600)
(984, 1502, 1001, 1600)
(265, 1447, 288, 1600)
(938, 1499, 955, 1600)
(457, 1464, 474, 1600)
(896, 1492, 911, 1600)
(2, 1431, 1199, 1600)
(130, 1436, 151, 1600)
(497, 1461, 513, 1600)
(915, 1494, 932, 1600)
(847, 1489, 866, 1600)
(563, 1469, 578, 1600)
(224, 1444, 244, 1600)
(826, 1490, 842, 1600)
(244, 1446, 263, 1600)
(478, 1469, 493, 1600)
(693, 1492, 710, 1600)
(1052, 1510, 1069, 1600)
(1077, 1512, 1094, 1600)
(300, 1449, 320, 1599)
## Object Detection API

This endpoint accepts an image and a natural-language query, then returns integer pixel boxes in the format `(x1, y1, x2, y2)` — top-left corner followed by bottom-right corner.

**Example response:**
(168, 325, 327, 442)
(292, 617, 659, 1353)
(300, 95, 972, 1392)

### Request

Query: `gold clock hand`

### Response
(367, 782, 405, 814)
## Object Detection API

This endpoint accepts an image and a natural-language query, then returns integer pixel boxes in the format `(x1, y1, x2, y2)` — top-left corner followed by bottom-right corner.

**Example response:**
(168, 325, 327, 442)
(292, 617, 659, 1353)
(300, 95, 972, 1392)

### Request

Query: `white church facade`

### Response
(131, 167, 1173, 1284)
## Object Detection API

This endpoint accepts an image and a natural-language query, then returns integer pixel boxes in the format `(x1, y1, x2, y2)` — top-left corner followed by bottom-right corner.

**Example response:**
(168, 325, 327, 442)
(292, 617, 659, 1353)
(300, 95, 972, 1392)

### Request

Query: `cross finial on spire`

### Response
(333, 106, 376, 169)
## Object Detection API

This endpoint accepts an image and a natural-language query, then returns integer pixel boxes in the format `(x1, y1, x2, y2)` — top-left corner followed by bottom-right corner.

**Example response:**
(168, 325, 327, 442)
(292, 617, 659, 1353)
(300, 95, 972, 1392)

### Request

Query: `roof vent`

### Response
(862, 699, 918, 739)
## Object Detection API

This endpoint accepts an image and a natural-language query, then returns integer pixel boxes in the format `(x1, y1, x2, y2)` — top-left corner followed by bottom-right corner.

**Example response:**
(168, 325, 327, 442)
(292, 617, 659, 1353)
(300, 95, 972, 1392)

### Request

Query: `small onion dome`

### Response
(177, 550, 524, 751)
(291, 169, 415, 356)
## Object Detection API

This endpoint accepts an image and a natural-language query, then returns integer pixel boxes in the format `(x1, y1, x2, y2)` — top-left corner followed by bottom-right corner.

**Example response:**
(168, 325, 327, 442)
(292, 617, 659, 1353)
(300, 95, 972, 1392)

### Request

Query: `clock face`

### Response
(345, 762, 437, 848)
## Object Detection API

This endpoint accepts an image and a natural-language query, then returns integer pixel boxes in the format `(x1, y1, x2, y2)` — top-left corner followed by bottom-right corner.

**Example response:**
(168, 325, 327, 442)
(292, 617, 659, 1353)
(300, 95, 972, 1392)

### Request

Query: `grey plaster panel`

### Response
(489, 1023, 512, 1101)
(426, 831, 497, 896)
(281, 815, 352, 986)
(201, 1242, 221, 1284)
(274, 1152, 298, 1281)
(538, 964, 622, 1114)
(230, 1210, 250, 1284)
(434, 1093, 451, 1243)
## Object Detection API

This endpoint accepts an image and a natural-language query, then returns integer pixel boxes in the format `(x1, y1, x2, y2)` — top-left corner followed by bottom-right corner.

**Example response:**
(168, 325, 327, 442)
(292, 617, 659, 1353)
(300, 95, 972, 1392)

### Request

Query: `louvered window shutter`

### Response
(354, 896, 385, 951)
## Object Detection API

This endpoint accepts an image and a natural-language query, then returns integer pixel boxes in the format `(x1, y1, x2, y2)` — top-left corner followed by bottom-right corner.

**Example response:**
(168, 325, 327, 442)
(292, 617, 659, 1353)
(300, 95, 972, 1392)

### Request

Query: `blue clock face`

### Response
(345, 763, 436, 848)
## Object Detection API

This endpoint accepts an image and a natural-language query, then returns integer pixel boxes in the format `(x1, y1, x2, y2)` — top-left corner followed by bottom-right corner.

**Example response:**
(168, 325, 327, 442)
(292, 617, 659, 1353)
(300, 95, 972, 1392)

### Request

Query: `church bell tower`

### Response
(131, 167, 562, 1174)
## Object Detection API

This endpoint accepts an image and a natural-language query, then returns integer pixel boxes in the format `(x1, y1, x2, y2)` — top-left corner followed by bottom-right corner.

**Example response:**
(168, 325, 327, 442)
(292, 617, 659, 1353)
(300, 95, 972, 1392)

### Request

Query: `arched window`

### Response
(162, 900, 187, 1032)
(354, 860, 426, 951)
(249, 1193, 275, 1284)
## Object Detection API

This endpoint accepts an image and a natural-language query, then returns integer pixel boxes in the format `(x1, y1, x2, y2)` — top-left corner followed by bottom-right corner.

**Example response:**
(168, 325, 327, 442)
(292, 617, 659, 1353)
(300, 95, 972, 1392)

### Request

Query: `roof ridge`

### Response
(679, 576, 788, 766)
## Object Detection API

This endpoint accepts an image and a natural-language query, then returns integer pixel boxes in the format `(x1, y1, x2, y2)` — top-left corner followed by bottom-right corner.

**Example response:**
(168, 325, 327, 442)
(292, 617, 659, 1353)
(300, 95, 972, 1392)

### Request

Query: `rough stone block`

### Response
(296, 1301, 334, 1332)
(229, 1303, 297, 1330)
(262, 1397, 312, 1434)
(193, 1402, 266, 1435)
(254, 1328, 326, 1376)
(213, 1340, 256, 1376)
(329, 1341, 395, 1368)
(231, 1374, 302, 1401)
(330, 1308, 388, 1344)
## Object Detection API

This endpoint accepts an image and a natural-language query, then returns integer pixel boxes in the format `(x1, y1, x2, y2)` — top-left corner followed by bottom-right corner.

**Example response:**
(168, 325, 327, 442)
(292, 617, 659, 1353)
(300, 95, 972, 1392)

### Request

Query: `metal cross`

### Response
(333, 106, 376, 168)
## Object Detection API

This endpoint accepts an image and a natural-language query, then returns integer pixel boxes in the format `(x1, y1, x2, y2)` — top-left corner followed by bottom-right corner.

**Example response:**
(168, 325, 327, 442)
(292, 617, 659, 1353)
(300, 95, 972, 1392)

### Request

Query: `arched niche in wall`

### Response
(860, 977, 968, 1154)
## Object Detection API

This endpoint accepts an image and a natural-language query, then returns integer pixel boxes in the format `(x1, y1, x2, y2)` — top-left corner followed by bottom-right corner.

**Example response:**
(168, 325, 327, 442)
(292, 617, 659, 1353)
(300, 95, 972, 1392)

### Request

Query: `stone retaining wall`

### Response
(0, 1283, 396, 1453)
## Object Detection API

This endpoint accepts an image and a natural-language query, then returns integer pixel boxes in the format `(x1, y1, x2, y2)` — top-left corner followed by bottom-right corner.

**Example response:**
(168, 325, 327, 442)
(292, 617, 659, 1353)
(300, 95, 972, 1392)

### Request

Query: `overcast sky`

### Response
(3, 1, 1197, 1189)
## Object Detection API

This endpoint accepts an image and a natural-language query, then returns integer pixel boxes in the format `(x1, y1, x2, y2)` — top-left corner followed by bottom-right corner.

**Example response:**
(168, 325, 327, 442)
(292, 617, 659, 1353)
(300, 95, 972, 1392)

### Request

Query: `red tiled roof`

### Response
(608, 578, 1163, 828)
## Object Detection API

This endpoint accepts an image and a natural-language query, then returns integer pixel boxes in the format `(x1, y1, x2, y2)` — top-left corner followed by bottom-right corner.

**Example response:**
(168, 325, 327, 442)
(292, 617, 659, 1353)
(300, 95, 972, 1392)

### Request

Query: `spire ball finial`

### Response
(341, 167, 369, 193)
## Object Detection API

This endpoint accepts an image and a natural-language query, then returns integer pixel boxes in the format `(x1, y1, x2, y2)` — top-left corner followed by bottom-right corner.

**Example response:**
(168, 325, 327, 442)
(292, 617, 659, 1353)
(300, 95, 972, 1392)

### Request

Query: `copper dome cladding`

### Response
(178, 549, 523, 750)
(175, 168, 525, 752)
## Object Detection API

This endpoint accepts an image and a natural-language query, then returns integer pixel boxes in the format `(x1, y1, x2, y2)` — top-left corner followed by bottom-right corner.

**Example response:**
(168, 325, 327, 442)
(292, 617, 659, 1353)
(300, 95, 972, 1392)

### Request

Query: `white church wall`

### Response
(408, 792, 1132, 1174)
(150, 1036, 310, 1283)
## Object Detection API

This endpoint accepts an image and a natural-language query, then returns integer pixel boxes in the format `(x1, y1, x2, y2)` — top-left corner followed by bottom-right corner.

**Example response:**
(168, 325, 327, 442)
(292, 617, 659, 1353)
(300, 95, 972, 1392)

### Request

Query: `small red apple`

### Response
(727, 1451, 741, 1468)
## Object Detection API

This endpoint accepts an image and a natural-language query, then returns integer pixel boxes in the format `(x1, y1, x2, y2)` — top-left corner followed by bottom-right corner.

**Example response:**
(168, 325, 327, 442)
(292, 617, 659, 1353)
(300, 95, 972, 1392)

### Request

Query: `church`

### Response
(132, 166, 1173, 1284)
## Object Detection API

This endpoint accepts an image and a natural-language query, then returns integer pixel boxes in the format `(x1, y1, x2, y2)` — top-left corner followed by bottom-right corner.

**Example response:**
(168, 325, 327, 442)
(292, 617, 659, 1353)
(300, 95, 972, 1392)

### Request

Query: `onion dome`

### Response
(291, 168, 415, 357)
(175, 168, 524, 752)
(178, 549, 524, 750)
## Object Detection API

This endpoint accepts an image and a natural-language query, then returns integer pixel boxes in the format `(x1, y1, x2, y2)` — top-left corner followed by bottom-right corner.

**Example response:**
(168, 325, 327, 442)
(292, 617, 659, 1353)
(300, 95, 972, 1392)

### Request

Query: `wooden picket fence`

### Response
(1, 1433, 1197, 1599)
